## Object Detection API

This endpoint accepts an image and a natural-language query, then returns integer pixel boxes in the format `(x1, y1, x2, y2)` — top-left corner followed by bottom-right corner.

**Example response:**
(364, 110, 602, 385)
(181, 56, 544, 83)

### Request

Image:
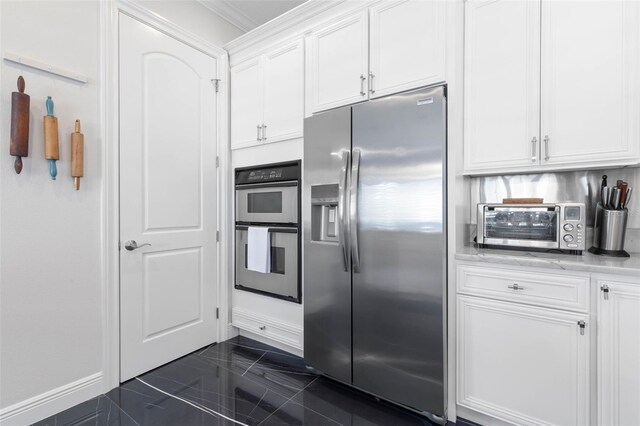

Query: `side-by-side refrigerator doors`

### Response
(303, 107, 352, 384)
(351, 86, 447, 416)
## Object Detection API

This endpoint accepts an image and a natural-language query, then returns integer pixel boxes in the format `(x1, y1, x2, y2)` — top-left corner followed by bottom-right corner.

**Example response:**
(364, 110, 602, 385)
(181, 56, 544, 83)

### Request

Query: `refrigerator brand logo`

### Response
(417, 97, 434, 106)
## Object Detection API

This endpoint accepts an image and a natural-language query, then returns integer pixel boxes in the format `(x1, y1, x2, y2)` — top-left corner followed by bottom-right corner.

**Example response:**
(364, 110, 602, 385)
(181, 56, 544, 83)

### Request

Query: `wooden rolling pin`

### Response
(43, 96, 59, 180)
(71, 120, 84, 190)
(10, 76, 30, 174)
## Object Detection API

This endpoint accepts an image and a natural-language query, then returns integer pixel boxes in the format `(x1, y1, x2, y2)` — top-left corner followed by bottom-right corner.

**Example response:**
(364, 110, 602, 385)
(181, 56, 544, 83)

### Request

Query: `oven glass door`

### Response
(484, 207, 559, 248)
(236, 183, 298, 224)
(235, 226, 299, 302)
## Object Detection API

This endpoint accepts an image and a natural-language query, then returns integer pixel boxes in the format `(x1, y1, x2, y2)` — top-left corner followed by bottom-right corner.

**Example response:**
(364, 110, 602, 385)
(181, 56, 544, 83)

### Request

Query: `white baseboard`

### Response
(0, 372, 103, 426)
(231, 307, 303, 354)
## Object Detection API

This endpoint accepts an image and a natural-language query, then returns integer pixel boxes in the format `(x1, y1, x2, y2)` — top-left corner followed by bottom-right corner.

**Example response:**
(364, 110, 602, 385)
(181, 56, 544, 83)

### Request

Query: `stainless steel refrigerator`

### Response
(303, 85, 447, 423)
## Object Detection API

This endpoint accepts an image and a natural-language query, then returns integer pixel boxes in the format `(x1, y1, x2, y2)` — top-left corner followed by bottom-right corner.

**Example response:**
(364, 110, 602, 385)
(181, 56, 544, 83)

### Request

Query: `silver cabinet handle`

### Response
(338, 151, 351, 272)
(369, 72, 375, 94)
(508, 283, 525, 290)
(263, 124, 267, 141)
(350, 149, 361, 273)
(257, 125, 261, 141)
(578, 320, 586, 335)
(360, 74, 366, 96)
(544, 135, 550, 161)
(124, 240, 151, 251)
(531, 137, 538, 162)
(601, 284, 609, 300)
(259, 325, 266, 331)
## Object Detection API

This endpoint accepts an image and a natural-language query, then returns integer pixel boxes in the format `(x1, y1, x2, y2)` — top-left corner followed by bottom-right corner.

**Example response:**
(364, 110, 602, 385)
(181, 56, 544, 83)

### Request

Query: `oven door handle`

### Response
(350, 149, 361, 273)
(338, 151, 350, 272)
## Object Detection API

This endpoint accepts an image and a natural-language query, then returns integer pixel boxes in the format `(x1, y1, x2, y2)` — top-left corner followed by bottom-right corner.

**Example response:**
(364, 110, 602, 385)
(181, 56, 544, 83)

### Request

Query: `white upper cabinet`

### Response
(231, 58, 262, 149)
(597, 277, 640, 426)
(231, 39, 304, 150)
(307, 1, 447, 114)
(464, 0, 640, 174)
(369, 0, 446, 99)
(540, 0, 640, 167)
(308, 11, 369, 113)
(464, 0, 540, 173)
(263, 39, 304, 144)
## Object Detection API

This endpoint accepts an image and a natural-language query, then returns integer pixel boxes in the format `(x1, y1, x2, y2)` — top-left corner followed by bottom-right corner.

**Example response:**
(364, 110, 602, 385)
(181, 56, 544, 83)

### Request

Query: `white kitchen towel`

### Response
(247, 226, 271, 273)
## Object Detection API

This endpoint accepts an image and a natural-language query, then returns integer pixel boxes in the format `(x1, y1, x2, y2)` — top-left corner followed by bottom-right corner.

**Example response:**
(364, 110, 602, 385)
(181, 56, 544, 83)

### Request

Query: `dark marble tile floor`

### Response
(32, 336, 447, 426)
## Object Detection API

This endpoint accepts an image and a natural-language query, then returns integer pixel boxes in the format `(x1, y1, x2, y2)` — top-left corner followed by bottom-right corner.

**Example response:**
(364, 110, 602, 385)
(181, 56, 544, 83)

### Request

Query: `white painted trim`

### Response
(0, 373, 103, 426)
(196, 0, 257, 32)
(103, 0, 230, 392)
(232, 307, 303, 351)
(224, 0, 347, 53)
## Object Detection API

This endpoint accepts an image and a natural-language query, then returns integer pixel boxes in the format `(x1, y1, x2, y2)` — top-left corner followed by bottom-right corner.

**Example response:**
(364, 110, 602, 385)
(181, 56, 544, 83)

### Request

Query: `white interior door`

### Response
(119, 14, 219, 382)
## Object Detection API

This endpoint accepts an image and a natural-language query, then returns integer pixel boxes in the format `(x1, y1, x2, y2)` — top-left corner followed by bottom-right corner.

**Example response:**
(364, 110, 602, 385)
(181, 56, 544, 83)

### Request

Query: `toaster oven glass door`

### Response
(484, 207, 559, 248)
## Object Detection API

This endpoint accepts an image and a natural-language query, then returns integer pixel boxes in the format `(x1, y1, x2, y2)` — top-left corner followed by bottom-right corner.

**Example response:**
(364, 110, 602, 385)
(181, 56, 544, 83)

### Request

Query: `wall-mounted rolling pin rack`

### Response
(10, 76, 30, 174)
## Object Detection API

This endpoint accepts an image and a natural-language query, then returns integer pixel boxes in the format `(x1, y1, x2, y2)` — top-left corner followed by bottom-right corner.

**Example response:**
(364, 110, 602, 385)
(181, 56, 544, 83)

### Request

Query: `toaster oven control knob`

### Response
(563, 223, 574, 232)
(563, 234, 574, 242)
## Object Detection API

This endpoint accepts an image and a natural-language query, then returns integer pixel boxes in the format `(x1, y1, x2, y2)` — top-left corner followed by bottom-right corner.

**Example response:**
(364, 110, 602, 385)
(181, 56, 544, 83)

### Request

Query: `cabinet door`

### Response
(597, 279, 640, 426)
(540, 1, 640, 167)
(263, 39, 304, 143)
(369, 0, 445, 99)
(458, 296, 590, 426)
(308, 11, 369, 113)
(463, 0, 541, 174)
(231, 58, 262, 149)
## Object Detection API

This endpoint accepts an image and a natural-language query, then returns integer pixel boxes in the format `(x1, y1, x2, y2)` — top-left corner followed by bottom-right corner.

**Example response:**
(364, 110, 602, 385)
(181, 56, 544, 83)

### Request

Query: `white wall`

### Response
(0, 0, 103, 413)
(0, 1, 237, 423)
(134, 0, 245, 45)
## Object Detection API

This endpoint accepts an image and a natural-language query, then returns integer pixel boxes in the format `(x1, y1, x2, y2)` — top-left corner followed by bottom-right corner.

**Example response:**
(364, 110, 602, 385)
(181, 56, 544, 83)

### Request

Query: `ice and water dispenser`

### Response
(311, 184, 340, 243)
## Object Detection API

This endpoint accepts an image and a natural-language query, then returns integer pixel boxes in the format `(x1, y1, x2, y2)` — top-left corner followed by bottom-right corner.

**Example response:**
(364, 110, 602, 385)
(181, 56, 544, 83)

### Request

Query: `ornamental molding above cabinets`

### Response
(463, 0, 640, 175)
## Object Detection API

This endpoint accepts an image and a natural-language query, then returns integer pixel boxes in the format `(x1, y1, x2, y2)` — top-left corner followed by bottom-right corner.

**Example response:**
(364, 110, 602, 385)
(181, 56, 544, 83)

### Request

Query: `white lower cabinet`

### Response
(457, 295, 590, 426)
(596, 276, 640, 426)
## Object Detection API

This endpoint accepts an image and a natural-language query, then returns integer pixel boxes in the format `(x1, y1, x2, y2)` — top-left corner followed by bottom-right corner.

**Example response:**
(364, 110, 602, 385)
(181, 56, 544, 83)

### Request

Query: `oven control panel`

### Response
(235, 161, 301, 185)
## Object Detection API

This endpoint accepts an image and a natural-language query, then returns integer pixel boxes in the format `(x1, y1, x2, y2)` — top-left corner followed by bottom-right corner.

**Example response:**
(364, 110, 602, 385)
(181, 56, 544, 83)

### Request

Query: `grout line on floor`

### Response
(241, 352, 266, 376)
(103, 393, 142, 426)
(135, 377, 249, 426)
(257, 376, 320, 426)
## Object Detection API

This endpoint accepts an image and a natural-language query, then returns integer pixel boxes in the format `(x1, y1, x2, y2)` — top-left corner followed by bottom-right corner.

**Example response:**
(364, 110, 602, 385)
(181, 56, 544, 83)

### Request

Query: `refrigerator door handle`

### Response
(338, 151, 351, 271)
(350, 149, 361, 273)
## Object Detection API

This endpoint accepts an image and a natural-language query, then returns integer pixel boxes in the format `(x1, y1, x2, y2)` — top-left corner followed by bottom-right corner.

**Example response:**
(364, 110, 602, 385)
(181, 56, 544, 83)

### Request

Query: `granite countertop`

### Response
(456, 246, 640, 277)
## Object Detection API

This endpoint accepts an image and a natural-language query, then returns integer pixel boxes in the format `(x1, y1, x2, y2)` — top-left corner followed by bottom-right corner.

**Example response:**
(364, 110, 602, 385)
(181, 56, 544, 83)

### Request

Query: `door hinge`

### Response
(211, 78, 220, 93)
(216, 230, 220, 242)
(216, 156, 220, 168)
(578, 320, 586, 335)
(216, 307, 219, 319)
(600, 284, 609, 300)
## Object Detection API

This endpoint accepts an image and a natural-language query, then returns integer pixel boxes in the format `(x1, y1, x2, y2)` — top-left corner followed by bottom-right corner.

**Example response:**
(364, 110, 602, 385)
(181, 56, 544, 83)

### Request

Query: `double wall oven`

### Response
(234, 161, 301, 303)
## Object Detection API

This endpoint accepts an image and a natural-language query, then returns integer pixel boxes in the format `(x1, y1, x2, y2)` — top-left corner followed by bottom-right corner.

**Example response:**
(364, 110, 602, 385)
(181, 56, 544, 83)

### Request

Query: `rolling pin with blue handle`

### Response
(71, 120, 84, 190)
(43, 96, 59, 180)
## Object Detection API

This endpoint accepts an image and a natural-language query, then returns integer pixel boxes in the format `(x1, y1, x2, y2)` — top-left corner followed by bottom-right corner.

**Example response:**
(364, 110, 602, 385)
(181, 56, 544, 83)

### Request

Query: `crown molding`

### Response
(224, 0, 346, 54)
(197, 0, 258, 32)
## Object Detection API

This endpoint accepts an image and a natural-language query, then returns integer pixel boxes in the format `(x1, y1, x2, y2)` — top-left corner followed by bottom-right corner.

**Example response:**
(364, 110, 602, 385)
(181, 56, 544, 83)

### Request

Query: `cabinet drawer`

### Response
(457, 263, 589, 312)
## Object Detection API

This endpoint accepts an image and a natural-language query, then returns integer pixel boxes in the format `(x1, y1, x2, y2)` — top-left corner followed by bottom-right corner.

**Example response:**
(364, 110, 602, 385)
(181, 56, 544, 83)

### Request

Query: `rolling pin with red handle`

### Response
(10, 76, 30, 174)
(43, 96, 59, 180)
(71, 120, 84, 190)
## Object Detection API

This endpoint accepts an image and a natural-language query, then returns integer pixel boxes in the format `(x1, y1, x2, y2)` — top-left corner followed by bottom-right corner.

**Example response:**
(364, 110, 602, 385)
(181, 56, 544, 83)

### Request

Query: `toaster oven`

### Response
(477, 203, 586, 253)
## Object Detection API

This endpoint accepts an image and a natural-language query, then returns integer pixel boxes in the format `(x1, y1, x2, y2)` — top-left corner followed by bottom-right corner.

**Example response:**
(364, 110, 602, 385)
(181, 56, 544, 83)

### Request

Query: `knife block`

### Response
(589, 203, 629, 257)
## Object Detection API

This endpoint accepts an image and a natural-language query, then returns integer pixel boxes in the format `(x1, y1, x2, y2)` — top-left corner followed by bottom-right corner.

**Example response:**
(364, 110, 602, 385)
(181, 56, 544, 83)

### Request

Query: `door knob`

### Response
(124, 240, 151, 251)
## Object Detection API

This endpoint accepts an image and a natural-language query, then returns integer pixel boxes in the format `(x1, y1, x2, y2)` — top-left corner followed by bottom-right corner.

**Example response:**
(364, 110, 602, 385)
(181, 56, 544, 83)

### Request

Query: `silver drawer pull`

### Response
(259, 325, 266, 331)
(508, 283, 525, 290)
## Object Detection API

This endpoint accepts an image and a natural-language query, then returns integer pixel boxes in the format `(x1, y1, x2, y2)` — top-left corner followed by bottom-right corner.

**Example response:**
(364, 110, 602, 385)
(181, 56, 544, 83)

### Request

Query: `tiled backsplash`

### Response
(468, 166, 640, 253)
